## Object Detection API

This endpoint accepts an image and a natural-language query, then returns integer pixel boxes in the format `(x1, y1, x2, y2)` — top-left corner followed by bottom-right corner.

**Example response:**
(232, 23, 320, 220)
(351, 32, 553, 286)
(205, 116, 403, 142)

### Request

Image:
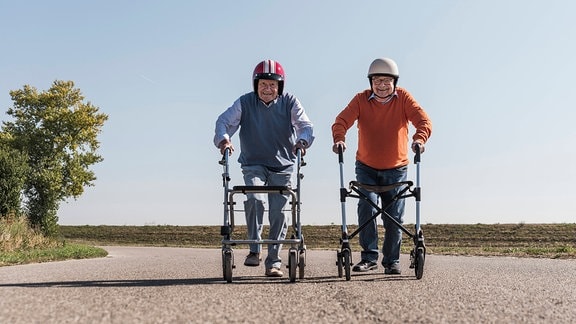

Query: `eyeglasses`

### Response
(371, 77, 395, 85)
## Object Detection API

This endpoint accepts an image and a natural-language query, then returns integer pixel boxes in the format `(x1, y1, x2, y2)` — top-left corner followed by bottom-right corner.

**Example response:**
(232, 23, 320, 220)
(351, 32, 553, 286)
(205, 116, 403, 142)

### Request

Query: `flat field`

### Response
(60, 223, 576, 259)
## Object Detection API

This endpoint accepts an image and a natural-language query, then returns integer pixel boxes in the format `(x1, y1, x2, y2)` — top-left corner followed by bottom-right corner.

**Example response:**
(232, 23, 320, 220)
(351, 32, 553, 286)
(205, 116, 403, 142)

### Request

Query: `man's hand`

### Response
(293, 139, 307, 156)
(218, 139, 234, 155)
(332, 141, 346, 154)
(411, 141, 425, 154)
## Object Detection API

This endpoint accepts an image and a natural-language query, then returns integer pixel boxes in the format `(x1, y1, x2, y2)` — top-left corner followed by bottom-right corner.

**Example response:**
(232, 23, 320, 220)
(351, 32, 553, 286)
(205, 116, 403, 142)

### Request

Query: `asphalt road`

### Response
(1, 246, 575, 323)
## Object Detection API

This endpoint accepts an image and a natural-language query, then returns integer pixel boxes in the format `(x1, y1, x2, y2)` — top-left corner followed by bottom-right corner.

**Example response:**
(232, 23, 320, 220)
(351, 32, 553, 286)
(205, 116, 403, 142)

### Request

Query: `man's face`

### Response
(371, 76, 395, 98)
(257, 79, 279, 103)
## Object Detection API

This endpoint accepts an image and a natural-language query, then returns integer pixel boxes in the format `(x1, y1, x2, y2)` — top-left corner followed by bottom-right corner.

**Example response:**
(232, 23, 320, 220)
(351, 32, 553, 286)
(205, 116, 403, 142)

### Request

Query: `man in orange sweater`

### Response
(331, 57, 432, 274)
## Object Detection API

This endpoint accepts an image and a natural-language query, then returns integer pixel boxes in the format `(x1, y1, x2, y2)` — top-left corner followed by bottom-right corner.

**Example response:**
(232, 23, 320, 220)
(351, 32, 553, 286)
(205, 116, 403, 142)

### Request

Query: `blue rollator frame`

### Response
(219, 148, 306, 283)
(336, 146, 426, 280)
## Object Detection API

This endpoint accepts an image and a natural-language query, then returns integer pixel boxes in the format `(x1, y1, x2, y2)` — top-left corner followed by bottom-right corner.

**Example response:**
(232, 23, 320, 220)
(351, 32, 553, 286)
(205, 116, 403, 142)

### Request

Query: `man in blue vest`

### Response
(214, 59, 315, 277)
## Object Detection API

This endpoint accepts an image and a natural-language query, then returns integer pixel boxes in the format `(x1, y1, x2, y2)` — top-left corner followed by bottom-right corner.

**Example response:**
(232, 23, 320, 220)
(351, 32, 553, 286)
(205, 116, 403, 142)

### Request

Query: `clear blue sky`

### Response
(1, 1, 575, 225)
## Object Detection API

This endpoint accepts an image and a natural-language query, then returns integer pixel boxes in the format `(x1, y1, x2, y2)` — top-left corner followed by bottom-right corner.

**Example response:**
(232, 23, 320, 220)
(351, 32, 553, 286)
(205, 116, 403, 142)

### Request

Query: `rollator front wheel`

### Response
(298, 251, 306, 279)
(288, 249, 297, 283)
(342, 249, 351, 281)
(336, 251, 343, 278)
(415, 248, 425, 280)
(222, 249, 233, 283)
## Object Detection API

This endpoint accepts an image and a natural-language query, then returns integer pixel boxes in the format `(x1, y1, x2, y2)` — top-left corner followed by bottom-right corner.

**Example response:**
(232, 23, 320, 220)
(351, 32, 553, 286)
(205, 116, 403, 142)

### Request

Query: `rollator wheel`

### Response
(222, 250, 233, 283)
(298, 251, 306, 279)
(288, 249, 297, 283)
(336, 251, 343, 278)
(415, 248, 425, 280)
(343, 249, 351, 281)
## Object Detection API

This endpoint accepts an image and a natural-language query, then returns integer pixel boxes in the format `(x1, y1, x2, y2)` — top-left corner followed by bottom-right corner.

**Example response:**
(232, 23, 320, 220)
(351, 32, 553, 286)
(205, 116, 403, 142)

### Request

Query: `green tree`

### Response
(2, 80, 108, 236)
(0, 137, 29, 217)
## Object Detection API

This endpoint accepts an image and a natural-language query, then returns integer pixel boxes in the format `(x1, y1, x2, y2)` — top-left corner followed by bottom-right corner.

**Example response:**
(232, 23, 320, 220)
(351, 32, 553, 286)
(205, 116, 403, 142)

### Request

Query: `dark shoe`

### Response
(265, 267, 284, 277)
(244, 252, 261, 266)
(352, 260, 378, 272)
(384, 263, 401, 275)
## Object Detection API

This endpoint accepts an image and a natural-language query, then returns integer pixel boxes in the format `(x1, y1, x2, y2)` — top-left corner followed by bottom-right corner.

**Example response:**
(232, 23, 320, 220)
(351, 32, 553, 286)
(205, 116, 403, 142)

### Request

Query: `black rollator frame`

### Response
(219, 148, 307, 283)
(336, 145, 426, 280)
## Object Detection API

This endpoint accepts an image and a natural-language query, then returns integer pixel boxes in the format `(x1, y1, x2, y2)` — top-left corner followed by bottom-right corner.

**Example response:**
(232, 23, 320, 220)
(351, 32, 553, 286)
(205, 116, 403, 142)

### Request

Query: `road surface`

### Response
(1, 247, 575, 323)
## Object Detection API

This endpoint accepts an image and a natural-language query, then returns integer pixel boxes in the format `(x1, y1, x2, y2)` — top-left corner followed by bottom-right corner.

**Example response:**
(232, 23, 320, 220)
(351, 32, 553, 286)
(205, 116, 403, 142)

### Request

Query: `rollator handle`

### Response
(296, 148, 306, 167)
(414, 144, 421, 164)
(219, 147, 231, 165)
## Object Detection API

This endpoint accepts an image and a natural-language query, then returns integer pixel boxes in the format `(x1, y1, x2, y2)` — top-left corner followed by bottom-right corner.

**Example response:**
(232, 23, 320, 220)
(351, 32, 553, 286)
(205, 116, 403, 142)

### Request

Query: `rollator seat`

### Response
(232, 185, 293, 194)
(350, 181, 413, 193)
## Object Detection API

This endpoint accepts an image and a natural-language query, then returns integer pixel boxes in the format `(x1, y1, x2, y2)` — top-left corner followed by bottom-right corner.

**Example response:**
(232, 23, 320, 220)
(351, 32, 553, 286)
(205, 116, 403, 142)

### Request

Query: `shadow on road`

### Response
(0, 278, 224, 287)
(0, 273, 418, 288)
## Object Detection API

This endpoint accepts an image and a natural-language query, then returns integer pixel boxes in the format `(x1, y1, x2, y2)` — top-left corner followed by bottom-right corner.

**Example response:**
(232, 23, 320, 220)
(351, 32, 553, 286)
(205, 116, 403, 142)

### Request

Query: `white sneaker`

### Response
(265, 267, 283, 277)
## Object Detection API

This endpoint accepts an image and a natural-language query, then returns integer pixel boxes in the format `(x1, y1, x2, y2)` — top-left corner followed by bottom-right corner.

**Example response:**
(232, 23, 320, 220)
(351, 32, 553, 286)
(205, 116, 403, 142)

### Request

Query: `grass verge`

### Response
(0, 243, 108, 266)
(0, 215, 107, 267)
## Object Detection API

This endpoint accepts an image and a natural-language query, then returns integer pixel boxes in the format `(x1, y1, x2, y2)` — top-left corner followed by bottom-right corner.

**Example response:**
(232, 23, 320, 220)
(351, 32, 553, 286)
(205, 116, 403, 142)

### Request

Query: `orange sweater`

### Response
(332, 87, 432, 169)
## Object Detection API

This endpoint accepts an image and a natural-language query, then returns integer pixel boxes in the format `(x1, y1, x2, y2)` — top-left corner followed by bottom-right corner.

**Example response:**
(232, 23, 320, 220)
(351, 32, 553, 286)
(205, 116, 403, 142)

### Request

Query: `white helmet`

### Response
(367, 58, 399, 79)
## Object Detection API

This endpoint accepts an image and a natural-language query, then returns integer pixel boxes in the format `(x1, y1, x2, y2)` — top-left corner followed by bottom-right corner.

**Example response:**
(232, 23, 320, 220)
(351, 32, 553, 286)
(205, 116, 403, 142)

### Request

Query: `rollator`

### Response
(219, 147, 306, 283)
(336, 145, 426, 280)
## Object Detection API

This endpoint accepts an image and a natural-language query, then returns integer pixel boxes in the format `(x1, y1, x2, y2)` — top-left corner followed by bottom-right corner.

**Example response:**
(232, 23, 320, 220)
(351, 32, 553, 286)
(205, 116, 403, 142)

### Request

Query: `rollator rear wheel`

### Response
(343, 249, 351, 281)
(288, 250, 297, 282)
(298, 251, 305, 279)
(415, 248, 425, 280)
(222, 250, 233, 283)
(336, 251, 343, 278)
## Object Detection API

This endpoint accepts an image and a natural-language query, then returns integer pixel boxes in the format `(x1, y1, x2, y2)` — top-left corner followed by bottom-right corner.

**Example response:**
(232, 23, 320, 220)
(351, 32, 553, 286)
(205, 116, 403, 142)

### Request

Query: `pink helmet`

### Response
(253, 59, 285, 95)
